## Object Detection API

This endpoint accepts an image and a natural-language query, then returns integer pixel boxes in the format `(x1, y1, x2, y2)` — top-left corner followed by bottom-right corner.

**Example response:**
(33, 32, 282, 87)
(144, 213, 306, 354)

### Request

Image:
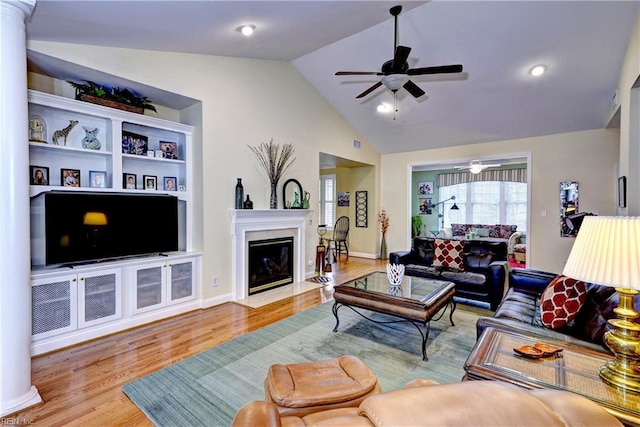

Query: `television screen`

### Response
(43, 192, 179, 266)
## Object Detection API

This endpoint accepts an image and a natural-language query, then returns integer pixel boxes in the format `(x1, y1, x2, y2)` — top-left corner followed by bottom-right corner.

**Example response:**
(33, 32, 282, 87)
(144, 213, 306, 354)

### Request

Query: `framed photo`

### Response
(159, 141, 178, 159)
(418, 181, 434, 195)
(89, 170, 107, 188)
(122, 131, 148, 156)
(123, 173, 137, 189)
(419, 198, 432, 214)
(30, 165, 49, 185)
(618, 176, 627, 208)
(143, 175, 157, 190)
(178, 184, 186, 191)
(337, 192, 350, 207)
(61, 168, 80, 187)
(163, 176, 177, 191)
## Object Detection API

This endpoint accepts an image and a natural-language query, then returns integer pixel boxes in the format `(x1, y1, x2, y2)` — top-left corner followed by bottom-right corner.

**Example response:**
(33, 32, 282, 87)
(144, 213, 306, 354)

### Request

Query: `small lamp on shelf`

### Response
(562, 216, 640, 393)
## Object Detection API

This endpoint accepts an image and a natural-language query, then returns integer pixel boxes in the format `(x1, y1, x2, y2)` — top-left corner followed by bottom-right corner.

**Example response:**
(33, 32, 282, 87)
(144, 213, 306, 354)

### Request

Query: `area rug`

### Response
(122, 301, 490, 426)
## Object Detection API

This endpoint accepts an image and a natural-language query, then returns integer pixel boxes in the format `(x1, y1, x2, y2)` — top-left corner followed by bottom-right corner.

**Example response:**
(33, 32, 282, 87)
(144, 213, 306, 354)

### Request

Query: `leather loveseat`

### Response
(476, 268, 640, 353)
(389, 237, 508, 310)
(232, 379, 622, 426)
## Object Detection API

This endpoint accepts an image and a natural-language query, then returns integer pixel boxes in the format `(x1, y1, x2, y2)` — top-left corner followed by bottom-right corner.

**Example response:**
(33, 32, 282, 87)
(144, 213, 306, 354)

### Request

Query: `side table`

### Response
(464, 327, 640, 426)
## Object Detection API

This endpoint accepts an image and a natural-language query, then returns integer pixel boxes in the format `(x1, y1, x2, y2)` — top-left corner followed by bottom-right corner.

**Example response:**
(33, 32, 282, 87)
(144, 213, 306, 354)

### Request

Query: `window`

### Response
(319, 174, 336, 227)
(440, 181, 527, 231)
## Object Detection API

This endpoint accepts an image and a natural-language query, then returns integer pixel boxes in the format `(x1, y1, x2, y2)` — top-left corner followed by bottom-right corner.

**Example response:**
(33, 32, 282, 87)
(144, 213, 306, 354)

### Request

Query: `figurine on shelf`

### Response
(52, 120, 78, 146)
(81, 127, 101, 150)
(29, 116, 46, 142)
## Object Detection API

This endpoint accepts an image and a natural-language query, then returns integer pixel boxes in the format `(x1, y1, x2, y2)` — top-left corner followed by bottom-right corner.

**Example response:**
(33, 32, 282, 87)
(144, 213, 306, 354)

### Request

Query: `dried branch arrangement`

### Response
(248, 139, 296, 184)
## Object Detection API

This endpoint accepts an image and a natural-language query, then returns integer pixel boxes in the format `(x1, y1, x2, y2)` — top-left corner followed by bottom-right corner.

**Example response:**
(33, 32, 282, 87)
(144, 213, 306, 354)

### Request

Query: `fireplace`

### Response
(248, 237, 294, 295)
(229, 209, 308, 300)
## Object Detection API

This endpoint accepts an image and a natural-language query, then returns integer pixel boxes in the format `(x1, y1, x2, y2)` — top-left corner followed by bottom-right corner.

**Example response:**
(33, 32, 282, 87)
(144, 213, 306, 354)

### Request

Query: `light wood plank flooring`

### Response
(11, 257, 386, 426)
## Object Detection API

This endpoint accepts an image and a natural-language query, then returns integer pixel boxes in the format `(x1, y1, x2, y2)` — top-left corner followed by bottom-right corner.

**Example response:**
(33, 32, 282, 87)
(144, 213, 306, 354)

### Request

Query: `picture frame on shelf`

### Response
(418, 181, 434, 195)
(178, 184, 186, 191)
(89, 170, 107, 188)
(159, 141, 178, 159)
(30, 165, 49, 185)
(163, 176, 177, 191)
(143, 174, 157, 190)
(122, 131, 148, 156)
(123, 173, 137, 189)
(61, 168, 80, 187)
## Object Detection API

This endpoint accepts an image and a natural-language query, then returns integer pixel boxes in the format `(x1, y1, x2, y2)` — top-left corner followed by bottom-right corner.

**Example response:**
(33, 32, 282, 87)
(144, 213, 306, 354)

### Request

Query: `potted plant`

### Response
(411, 215, 423, 238)
(67, 80, 157, 114)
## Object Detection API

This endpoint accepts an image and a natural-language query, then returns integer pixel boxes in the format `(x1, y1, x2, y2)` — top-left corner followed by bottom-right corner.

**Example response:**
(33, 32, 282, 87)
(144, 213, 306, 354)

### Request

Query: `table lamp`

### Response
(562, 216, 640, 393)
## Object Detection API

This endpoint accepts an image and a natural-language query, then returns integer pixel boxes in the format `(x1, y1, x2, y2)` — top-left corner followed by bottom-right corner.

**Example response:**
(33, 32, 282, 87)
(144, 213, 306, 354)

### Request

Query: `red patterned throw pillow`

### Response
(540, 275, 587, 329)
(432, 238, 465, 271)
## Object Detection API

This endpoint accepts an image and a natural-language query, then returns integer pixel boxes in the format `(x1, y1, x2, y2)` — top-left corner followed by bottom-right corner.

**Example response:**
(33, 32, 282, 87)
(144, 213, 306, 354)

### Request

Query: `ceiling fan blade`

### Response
(335, 71, 383, 76)
(391, 45, 411, 73)
(355, 81, 383, 99)
(407, 64, 463, 76)
(403, 80, 425, 98)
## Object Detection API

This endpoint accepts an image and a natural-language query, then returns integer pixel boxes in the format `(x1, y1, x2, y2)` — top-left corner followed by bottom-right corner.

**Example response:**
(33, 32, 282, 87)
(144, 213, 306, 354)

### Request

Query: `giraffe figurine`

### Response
(52, 120, 78, 146)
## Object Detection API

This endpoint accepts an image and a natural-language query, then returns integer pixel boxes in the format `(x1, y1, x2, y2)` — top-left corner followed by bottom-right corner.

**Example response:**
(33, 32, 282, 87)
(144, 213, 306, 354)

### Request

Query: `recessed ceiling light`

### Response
(237, 25, 255, 37)
(530, 65, 546, 77)
(377, 103, 392, 113)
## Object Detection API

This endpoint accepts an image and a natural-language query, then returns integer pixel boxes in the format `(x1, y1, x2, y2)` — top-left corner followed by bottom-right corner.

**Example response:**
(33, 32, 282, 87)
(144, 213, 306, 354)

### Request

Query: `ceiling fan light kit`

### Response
(456, 160, 502, 174)
(237, 24, 255, 36)
(335, 5, 463, 104)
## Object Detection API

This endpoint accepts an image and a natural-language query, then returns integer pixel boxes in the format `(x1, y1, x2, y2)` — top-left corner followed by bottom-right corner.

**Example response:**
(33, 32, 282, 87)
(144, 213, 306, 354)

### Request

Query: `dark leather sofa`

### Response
(389, 237, 508, 310)
(476, 268, 640, 353)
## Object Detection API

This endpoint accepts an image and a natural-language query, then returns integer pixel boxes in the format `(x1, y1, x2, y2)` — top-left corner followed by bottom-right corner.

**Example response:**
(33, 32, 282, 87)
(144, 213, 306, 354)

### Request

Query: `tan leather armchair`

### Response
(232, 380, 622, 427)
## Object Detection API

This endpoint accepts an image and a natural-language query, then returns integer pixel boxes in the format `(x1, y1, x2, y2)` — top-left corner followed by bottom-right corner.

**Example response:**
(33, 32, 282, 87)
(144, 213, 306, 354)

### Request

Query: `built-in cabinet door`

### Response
(167, 259, 196, 304)
(132, 261, 167, 314)
(77, 268, 121, 328)
(32, 274, 78, 339)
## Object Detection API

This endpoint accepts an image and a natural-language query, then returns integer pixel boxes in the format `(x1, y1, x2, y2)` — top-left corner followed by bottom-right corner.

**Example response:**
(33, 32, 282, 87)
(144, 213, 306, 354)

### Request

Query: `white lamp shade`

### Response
(562, 216, 640, 290)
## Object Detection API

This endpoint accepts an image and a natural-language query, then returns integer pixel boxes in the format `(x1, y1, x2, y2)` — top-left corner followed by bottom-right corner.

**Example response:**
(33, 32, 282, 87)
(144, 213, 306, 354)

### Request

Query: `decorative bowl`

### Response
(386, 263, 405, 286)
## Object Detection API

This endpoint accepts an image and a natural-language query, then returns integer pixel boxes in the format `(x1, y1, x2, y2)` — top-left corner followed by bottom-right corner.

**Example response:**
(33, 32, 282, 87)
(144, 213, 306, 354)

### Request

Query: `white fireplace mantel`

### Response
(229, 209, 310, 300)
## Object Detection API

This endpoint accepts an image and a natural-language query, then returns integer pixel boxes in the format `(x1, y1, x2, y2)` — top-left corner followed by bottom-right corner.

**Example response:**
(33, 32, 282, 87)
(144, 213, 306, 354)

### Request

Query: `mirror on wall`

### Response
(560, 181, 579, 237)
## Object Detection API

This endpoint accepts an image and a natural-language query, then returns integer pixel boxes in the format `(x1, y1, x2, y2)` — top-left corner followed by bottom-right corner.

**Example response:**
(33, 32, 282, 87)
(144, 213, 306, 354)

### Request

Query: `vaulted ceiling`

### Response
(26, 1, 639, 154)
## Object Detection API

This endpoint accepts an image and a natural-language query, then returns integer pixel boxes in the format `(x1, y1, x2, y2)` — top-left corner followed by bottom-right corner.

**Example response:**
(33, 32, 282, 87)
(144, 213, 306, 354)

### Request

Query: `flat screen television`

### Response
(41, 191, 179, 266)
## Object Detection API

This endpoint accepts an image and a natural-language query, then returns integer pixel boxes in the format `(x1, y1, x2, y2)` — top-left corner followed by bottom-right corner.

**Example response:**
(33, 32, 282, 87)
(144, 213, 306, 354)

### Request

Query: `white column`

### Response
(0, 0, 42, 417)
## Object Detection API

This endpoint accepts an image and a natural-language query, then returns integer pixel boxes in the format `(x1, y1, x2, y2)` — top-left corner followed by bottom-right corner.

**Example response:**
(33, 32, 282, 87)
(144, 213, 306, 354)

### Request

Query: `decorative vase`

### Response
(302, 191, 311, 209)
(292, 191, 302, 208)
(235, 178, 244, 209)
(380, 233, 388, 259)
(270, 182, 278, 209)
(81, 127, 101, 150)
(243, 194, 253, 209)
(386, 263, 405, 285)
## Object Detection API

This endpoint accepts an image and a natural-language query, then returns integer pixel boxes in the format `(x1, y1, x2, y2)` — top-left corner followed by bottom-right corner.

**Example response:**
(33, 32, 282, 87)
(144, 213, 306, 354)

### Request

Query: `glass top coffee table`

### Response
(332, 271, 456, 361)
(464, 327, 640, 426)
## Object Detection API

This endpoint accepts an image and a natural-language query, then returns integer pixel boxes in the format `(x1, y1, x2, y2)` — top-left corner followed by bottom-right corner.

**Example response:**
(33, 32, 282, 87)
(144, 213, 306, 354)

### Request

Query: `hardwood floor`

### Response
(12, 257, 386, 426)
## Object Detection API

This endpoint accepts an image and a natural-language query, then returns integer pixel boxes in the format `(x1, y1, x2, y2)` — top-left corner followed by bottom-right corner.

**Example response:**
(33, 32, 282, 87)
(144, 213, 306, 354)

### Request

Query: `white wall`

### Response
(27, 41, 381, 303)
(613, 10, 640, 216)
(381, 128, 619, 273)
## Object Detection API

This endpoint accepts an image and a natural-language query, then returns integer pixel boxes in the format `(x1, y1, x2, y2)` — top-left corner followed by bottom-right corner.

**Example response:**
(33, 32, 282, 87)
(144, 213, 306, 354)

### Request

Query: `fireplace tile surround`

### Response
(229, 209, 310, 301)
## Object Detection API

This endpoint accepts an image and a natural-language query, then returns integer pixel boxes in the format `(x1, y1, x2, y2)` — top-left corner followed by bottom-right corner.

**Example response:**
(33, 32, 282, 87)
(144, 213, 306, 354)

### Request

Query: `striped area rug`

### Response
(122, 300, 490, 426)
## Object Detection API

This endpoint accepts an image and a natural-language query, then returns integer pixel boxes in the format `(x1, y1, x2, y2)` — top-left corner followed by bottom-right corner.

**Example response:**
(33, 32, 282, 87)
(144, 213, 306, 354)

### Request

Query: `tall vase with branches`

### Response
(378, 209, 390, 260)
(248, 139, 296, 209)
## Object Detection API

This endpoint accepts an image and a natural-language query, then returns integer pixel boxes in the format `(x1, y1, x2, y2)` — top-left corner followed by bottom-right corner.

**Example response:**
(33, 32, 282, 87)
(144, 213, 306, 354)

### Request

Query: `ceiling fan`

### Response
(455, 161, 502, 174)
(335, 5, 463, 100)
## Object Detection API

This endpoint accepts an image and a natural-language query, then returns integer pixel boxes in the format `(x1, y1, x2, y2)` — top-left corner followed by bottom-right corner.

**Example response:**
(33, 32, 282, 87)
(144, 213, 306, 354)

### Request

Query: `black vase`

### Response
(243, 195, 253, 210)
(235, 178, 244, 209)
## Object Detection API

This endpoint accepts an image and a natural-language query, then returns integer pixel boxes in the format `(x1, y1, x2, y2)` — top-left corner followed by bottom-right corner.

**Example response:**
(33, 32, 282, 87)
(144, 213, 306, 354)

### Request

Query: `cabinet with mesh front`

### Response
(168, 259, 195, 304)
(132, 262, 166, 313)
(32, 275, 78, 339)
(78, 268, 121, 328)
